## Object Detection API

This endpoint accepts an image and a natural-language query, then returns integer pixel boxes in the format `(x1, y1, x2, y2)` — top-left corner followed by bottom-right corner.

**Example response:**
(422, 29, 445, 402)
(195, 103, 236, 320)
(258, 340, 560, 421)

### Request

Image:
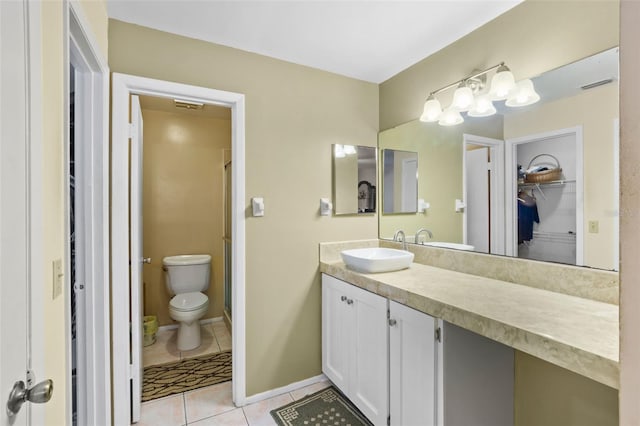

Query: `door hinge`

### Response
(387, 309, 390, 319)
(26, 370, 35, 387)
(387, 414, 391, 425)
(435, 326, 442, 342)
(128, 364, 134, 379)
(74, 282, 85, 292)
(128, 122, 136, 139)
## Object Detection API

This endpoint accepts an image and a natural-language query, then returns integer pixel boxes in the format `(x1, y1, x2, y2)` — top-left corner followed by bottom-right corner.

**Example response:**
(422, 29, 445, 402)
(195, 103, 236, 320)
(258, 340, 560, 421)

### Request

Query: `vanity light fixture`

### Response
(419, 62, 539, 126)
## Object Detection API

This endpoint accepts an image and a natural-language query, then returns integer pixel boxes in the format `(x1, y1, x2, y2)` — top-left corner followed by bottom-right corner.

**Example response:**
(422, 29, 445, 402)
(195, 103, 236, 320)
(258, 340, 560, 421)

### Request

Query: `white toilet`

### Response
(163, 254, 211, 351)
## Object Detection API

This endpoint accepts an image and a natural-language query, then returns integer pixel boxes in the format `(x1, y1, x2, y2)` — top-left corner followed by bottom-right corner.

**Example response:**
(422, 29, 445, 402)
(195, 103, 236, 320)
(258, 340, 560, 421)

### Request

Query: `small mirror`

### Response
(382, 149, 418, 214)
(332, 145, 377, 215)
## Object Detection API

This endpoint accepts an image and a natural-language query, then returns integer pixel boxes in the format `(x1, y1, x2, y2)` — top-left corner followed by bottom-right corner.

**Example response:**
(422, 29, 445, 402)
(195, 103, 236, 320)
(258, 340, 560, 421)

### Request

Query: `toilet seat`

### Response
(170, 292, 208, 312)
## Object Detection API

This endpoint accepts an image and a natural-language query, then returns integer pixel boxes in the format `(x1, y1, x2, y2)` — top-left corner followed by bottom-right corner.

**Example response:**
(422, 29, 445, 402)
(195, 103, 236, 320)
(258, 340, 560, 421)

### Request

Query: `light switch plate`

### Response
(53, 259, 63, 299)
(588, 220, 599, 233)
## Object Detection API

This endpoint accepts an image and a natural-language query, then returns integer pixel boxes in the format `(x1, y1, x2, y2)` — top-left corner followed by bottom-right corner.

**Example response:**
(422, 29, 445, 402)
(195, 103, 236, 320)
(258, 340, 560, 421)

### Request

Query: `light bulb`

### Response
(489, 65, 515, 100)
(438, 107, 464, 126)
(452, 83, 474, 111)
(419, 95, 442, 122)
(343, 145, 356, 155)
(468, 94, 497, 117)
(505, 79, 540, 107)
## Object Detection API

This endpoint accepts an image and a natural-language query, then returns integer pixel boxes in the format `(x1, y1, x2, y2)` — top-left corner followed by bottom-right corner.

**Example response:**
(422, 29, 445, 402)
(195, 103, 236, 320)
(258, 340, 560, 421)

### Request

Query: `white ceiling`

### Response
(106, 1, 524, 83)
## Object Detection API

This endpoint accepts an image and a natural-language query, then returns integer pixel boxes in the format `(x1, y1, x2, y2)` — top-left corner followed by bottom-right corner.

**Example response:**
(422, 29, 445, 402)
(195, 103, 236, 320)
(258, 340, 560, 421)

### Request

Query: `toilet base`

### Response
(176, 321, 201, 351)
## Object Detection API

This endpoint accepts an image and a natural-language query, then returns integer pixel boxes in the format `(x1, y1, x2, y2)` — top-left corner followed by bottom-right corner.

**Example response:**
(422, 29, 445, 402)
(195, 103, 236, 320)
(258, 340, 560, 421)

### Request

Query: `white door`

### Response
(130, 95, 144, 422)
(466, 148, 490, 253)
(350, 285, 388, 426)
(321, 275, 351, 391)
(1, 1, 50, 424)
(389, 301, 437, 426)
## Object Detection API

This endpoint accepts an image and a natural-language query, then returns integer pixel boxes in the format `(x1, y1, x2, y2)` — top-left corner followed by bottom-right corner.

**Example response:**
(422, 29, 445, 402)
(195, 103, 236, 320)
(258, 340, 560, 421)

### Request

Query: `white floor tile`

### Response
(182, 324, 221, 360)
(187, 408, 248, 426)
(143, 327, 181, 367)
(135, 393, 186, 426)
(184, 381, 236, 424)
(242, 393, 293, 426)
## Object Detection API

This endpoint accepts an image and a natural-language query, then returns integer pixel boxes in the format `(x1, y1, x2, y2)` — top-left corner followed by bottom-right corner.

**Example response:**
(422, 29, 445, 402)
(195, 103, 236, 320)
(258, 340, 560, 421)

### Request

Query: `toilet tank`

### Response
(163, 254, 211, 295)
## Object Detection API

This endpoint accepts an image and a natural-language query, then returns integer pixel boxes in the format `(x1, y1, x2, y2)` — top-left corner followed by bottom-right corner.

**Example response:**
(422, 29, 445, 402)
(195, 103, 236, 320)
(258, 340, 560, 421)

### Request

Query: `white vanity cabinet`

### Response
(321, 274, 389, 426)
(389, 300, 438, 425)
(322, 274, 514, 426)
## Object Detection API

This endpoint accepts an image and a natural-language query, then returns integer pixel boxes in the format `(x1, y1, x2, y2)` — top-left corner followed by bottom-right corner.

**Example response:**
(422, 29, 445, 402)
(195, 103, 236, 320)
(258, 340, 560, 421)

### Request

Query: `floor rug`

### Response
(270, 386, 372, 426)
(142, 350, 232, 402)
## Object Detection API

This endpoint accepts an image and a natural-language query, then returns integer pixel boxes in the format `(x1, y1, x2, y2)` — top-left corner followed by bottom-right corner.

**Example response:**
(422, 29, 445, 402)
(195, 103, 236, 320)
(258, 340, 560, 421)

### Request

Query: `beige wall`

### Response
(141, 109, 230, 326)
(109, 20, 379, 396)
(378, 117, 502, 241)
(378, 1, 620, 424)
(41, 1, 108, 424)
(619, 0, 640, 423)
(504, 83, 619, 270)
(515, 352, 618, 426)
(379, 0, 619, 130)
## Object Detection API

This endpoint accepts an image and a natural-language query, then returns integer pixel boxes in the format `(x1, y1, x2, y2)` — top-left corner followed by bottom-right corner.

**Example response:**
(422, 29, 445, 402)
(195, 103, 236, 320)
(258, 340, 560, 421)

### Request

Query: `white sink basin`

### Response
(423, 242, 475, 251)
(341, 248, 414, 273)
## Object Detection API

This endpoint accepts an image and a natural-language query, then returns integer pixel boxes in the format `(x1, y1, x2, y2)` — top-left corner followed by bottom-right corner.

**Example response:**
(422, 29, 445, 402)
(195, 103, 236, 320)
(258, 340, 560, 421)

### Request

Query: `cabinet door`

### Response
(322, 274, 351, 391)
(349, 284, 389, 426)
(389, 301, 437, 426)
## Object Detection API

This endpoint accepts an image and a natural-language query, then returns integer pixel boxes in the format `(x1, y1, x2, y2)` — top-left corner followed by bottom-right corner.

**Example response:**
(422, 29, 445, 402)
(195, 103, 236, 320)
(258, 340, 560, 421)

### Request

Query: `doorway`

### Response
(462, 134, 505, 255)
(505, 127, 584, 265)
(111, 74, 246, 425)
(136, 95, 232, 403)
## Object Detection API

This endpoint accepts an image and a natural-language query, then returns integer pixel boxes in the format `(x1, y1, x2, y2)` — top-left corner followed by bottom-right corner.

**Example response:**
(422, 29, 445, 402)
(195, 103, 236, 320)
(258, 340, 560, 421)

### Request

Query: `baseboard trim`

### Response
(157, 316, 223, 333)
(242, 374, 328, 406)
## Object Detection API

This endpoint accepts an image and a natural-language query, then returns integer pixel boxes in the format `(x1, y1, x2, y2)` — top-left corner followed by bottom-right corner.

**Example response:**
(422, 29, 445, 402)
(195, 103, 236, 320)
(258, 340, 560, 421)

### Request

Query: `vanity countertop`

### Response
(320, 259, 619, 389)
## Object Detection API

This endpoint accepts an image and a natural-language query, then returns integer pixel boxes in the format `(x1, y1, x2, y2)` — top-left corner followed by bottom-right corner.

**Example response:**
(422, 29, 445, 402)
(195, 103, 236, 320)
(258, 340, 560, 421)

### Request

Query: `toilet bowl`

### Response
(163, 254, 211, 351)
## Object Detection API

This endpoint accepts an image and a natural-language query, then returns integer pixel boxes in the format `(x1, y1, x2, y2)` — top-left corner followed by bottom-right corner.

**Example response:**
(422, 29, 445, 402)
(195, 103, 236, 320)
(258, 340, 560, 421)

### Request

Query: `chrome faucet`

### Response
(393, 230, 407, 251)
(415, 228, 433, 245)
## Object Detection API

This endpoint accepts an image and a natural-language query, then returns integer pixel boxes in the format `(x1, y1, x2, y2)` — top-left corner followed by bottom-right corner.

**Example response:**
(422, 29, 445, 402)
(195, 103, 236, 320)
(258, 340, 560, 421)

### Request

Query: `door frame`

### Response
(505, 126, 584, 264)
(64, 1, 111, 424)
(462, 134, 505, 255)
(111, 73, 246, 424)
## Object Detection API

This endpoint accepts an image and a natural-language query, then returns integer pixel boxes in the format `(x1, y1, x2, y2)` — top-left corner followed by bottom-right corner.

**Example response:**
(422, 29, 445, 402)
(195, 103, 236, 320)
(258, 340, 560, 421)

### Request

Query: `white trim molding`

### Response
(111, 73, 246, 423)
(65, 1, 111, 424)
(244, 375, 329, 405)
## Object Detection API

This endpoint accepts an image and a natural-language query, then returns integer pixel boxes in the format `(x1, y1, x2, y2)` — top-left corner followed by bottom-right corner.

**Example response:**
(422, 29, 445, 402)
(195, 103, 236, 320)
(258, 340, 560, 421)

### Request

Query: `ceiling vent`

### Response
(581, 78, 614, 91)
(174, 99, 204, 110)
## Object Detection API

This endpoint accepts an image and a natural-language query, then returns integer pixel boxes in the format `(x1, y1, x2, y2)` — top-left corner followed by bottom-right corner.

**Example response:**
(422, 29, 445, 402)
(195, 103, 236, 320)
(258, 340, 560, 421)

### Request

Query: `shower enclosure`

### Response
(223, 160, 232, 322)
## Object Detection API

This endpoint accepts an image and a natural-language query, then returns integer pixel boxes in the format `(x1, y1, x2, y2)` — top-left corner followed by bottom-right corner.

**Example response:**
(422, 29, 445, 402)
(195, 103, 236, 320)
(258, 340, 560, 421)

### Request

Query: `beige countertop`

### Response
(320, 259, 619, 389)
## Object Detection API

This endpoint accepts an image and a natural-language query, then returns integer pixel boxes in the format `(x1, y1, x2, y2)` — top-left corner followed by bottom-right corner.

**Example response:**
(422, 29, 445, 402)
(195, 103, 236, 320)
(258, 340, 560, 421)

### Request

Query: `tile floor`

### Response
(135, 379, 332, 426)
(144, 321, 232, 367)
(139, 320, 330, 425)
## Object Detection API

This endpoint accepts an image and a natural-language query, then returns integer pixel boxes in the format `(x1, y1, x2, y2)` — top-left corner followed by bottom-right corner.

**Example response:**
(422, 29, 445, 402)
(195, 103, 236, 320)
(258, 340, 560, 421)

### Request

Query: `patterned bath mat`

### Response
(142, 350, 231, 401)
(270, 386, 372, 426)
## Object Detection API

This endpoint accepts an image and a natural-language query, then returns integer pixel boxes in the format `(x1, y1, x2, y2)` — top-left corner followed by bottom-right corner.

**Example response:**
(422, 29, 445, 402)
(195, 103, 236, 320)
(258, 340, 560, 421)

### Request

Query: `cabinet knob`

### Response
(341, 296, 347, 302)
(346, 299, 354, 305)
(389, 318, 397, 326)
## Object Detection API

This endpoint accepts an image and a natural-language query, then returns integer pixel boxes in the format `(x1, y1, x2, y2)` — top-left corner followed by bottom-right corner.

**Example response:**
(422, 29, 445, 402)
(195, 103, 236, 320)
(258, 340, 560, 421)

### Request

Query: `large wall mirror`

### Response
(333, 144, 377, 215)
(379, 47, 619, 271)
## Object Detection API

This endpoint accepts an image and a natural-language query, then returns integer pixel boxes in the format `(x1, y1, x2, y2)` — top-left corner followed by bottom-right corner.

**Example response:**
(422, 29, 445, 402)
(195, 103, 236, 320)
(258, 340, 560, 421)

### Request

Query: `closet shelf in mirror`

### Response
(518, 179, 575, 189)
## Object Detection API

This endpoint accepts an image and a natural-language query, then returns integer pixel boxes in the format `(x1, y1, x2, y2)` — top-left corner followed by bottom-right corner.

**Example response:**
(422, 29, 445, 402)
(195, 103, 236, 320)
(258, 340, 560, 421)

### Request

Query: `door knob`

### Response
(6, 379, 53, 417)
(143, 257, 152, 264)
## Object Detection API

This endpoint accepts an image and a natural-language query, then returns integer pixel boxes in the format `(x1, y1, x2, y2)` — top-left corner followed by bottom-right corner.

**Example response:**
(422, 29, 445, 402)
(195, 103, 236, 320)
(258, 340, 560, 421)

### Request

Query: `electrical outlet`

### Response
(588, 220, 599, 234)
(53, 259, 63, 299)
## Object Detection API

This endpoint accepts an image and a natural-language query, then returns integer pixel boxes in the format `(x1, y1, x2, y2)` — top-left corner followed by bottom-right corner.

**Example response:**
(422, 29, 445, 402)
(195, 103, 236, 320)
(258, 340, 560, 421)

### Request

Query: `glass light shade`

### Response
(452, 85, 474, 111)
(468, 94, 497, 117)
(438, 107, 464, 126)
(419, 96, 442, 122)
(489, 67, 516, 100)
(505, 79, 540, 107)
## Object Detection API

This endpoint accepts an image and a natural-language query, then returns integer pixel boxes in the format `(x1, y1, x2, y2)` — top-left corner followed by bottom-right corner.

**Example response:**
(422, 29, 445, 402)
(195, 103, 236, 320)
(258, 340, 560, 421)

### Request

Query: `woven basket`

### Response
(525, 154, 562, 183)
